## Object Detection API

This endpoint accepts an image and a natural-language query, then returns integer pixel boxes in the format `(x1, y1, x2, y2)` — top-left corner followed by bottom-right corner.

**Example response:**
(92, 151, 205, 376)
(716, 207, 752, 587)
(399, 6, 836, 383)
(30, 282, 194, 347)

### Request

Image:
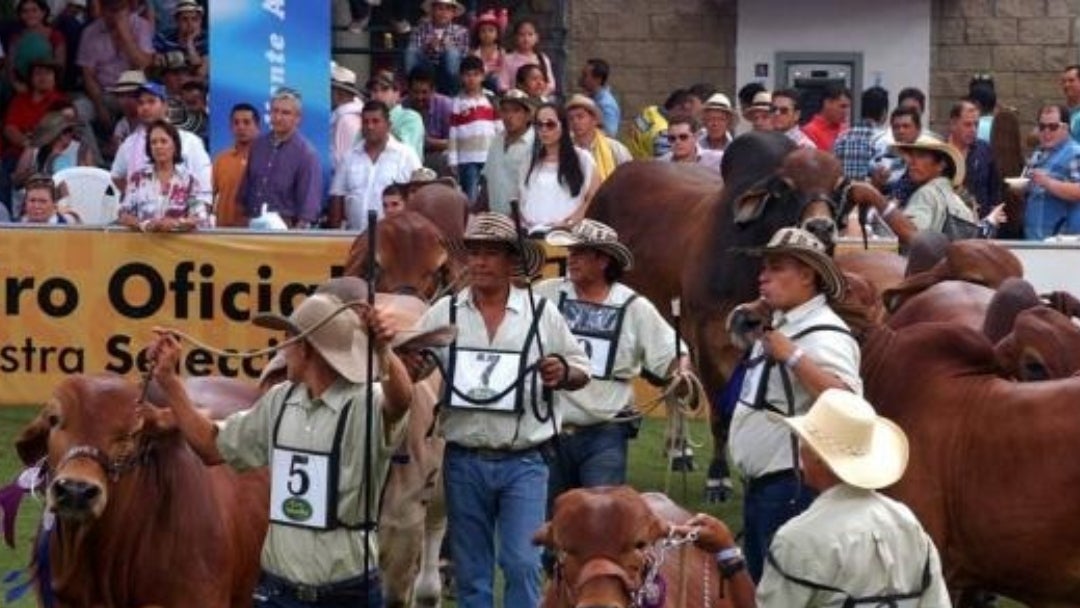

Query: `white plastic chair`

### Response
(53, 167, 120, 225)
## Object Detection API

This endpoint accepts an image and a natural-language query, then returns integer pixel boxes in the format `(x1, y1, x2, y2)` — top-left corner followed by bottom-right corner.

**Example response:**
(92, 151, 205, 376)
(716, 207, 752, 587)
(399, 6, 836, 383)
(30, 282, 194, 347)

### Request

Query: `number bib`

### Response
(449, 348, 524, 412)
(559, 297, 631, 379)
(270, 447, 332, 529)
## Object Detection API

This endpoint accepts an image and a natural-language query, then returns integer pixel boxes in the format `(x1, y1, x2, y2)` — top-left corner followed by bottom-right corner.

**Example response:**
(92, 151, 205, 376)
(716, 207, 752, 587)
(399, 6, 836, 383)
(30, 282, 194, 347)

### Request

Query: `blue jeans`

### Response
(253, 570, 382, 607)
(742, 471, 815, 582)
(456, 162, 483, 207)
(549, 422, 629, 502)
(404, 46, 463, 96)
(444, 444, 548, 608)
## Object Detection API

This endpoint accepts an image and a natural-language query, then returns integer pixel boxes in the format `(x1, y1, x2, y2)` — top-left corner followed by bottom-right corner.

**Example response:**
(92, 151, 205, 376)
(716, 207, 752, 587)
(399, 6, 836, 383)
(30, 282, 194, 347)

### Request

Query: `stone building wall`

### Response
(930, 0, 1080, 133)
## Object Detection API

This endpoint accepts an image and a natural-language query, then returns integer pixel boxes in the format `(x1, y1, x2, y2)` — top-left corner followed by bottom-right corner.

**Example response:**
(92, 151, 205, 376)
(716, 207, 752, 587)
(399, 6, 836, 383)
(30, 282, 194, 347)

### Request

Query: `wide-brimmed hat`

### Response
(745, 91, 772, 116)
(395, 166, 458, 191)
(891, 136, 966, 187)
(702, 93, 736, 117)
(546, 219, 634, 271)
(422, 0, 465, 17)
(331, 64, 361, 97)
(455, 212, 546, 279)
(30, 112, 78, 148)
(565, 94, 602, 122)
(173, 0, 203, 15)
(108, 69, 147, 94)
(499, 88, 534, 113)
(743, 227, 846, 301)
(253, 293, 370, 384)
(781, 389, 909, 490)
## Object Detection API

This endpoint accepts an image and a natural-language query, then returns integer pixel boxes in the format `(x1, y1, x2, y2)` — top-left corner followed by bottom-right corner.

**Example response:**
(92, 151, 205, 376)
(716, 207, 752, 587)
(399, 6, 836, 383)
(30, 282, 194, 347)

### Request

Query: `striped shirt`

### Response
(448, 93, 503, 166)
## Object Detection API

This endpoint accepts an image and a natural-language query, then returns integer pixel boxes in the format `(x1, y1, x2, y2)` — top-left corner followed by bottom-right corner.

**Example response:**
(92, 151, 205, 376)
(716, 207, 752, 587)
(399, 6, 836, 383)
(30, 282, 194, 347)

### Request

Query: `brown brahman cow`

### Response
(15, 375, 268, 607)
(535, 486, 732, 608)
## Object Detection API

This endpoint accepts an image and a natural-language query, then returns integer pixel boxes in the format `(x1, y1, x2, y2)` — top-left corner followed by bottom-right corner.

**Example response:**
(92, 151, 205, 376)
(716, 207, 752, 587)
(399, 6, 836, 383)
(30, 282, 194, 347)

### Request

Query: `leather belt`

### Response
(447, 442, 542, 460)
(259, 569, 379, 603)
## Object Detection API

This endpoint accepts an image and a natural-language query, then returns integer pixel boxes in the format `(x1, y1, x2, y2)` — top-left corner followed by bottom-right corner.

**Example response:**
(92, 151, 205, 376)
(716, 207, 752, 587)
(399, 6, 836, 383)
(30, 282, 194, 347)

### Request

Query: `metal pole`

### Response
(362, 209, 377, 578)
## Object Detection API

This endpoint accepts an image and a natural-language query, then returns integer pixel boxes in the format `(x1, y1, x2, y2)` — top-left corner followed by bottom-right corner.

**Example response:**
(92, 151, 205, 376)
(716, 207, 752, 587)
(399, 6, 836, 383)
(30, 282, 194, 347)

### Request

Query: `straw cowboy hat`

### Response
(422, 0, 465, 17)
(745, 91, 773, 116)
(456, 212, 546, 279)
(331, 64, 362, 97)
(499, 88, 535, 113)
(890, 136, 966, 187)
(395, 166, 458, 192)
(743, 227, 847, 301)
(108, 69, 148, 94)
(30, 112, 78, 149)
(702, 93, 736, 117)
(546, 219, 634, 271)
(781, 389, 909, 490)
(565, 94, 602, 122)
(253, 293, 371, 384)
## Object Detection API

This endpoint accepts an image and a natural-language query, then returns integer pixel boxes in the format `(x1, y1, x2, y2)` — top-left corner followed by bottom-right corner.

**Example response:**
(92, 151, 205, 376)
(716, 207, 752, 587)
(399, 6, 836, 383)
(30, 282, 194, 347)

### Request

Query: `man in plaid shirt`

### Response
(833, 87, 889, 181)
(405, 0, 470, 96)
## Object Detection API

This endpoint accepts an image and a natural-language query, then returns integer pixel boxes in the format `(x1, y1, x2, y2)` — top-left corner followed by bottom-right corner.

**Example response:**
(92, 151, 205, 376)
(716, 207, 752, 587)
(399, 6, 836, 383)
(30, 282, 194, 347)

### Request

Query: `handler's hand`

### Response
(365, 305, 395, 354)
(681, 513, 737, 553)
(148, 328, 182, 384)
(760, 329, 796, 363)
(539, 355, 568, 388)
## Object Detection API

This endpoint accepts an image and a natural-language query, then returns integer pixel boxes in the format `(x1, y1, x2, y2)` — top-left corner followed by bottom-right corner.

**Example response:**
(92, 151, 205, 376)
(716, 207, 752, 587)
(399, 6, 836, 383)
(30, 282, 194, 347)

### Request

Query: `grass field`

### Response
(0, 406, 1022, 607)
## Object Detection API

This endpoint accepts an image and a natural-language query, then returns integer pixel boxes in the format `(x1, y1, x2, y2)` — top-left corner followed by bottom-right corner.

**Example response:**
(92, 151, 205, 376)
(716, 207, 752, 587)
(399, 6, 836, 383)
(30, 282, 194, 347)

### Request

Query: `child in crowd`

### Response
(382, 183, 406, 215)
(404, 0, 470, 96)
(468, 8, 507, 93)
(448, 55, 501, 206)
(515, 63, 549, 105)
(499, 19, 555, 97)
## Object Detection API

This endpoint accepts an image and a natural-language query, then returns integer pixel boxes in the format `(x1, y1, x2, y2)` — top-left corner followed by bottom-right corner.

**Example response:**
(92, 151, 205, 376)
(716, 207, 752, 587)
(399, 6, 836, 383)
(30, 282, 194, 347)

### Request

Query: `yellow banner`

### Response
(0, 227, 358, 405)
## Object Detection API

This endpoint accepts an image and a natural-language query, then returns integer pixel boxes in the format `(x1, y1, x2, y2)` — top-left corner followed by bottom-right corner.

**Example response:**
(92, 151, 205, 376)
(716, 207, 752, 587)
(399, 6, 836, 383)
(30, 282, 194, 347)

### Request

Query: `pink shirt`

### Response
(76, 14, 153, 89)
(498, 51, 556, 96)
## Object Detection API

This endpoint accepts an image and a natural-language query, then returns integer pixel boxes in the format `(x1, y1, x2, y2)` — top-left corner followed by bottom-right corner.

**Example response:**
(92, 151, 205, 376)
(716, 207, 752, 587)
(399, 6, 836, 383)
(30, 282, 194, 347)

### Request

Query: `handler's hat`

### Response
(781, 389, 909, 490)
(456, 212, 546, 279)
(890, 136, 966, 187)
(546, 219, 634, 271)
(743, 227, 846, 301)
(253, 293, 370, 384)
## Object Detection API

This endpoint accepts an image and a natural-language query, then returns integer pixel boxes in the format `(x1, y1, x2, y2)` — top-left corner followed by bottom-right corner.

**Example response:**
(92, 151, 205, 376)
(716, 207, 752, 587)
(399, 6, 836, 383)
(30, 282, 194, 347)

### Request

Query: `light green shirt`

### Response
(904, 176, 976, 233)
(389, 104, 425, 161)
(416, 285, 590, 449)
(535, 279, 684, 426)
(482, 127, 535, 216)
(216, 379, 406, 585)
(759, 485, 951, 607)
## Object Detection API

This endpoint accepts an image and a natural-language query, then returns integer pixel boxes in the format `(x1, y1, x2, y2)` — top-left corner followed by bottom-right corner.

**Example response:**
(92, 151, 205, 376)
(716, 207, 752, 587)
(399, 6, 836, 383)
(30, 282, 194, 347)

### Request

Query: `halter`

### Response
(54, 441, 149, 484)
(551, 525, 703, 608)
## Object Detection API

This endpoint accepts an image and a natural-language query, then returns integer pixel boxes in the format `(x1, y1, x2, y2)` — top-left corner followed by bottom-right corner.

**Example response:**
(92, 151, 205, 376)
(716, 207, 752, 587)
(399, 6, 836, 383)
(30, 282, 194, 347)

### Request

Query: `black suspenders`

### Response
(766, 548, 933, 607)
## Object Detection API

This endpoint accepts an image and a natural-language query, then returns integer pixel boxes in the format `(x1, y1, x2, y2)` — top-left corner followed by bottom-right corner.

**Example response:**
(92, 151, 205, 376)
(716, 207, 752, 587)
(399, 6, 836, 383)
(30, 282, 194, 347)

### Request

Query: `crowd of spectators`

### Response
(1, 0, 1073, 244)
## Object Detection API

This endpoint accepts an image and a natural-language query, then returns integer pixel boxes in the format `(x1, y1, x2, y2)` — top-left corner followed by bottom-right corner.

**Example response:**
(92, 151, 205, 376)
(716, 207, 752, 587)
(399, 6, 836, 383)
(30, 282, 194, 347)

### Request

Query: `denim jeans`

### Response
(444, 444, 548, 608)
(548, 422, 629, 503)
(404, 46, 463, 96)
(252, 570, 383, 607)
(456, 162, 483, 206)
(742, 471, 816, 582)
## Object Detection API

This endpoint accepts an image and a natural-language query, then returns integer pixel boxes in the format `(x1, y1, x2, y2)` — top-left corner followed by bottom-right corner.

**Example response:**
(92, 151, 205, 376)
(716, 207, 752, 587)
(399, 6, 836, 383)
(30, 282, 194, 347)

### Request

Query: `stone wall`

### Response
(930, 0, 1080, 133)
(514, 0, 738, 133)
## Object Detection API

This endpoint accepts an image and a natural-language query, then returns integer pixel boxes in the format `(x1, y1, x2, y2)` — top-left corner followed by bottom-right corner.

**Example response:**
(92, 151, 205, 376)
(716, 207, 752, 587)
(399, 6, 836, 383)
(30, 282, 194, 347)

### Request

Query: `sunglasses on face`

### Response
(771, 106, 794, 115)
(1038, 122, 1064, 132)
(669, 132, 693, 141)
(534, 119, 560, 131)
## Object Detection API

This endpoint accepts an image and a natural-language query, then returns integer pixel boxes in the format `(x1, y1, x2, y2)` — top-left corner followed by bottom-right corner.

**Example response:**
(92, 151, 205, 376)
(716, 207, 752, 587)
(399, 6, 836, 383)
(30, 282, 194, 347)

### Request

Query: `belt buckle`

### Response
(295, 584, 320, 603)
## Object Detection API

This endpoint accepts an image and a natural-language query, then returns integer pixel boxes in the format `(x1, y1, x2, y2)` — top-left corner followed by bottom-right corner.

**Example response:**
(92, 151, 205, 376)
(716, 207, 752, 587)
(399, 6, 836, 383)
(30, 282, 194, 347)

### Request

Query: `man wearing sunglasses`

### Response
(659, 116, 722, 174)
(1019, 104, 1080, 240)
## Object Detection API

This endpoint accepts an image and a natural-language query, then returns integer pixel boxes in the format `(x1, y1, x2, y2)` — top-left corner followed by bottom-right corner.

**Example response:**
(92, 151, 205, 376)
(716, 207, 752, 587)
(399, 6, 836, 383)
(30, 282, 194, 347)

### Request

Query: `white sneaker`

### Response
(392, 19, 411, 34)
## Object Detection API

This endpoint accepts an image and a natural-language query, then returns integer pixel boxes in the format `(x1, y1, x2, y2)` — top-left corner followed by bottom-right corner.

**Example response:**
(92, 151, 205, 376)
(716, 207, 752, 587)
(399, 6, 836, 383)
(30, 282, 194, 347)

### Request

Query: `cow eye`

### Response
(634, 540, 649, 550)
(46, 413, 60, 427)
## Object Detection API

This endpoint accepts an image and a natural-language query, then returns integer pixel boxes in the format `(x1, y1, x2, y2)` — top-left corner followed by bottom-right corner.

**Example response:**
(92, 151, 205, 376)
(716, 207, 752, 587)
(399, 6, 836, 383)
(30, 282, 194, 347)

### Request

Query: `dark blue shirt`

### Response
(963, 139, 1001, 216)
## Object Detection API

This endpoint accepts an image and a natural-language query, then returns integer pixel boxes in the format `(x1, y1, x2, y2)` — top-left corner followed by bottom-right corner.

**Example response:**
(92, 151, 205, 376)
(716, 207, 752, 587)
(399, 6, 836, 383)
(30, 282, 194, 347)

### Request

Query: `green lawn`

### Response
(0, 407, 1023, 607)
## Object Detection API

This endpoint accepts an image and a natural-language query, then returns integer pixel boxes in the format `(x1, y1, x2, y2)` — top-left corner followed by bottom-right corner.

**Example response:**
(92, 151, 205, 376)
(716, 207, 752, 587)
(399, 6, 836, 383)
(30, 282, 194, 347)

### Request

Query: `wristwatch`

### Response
(716, 546, 746, 579)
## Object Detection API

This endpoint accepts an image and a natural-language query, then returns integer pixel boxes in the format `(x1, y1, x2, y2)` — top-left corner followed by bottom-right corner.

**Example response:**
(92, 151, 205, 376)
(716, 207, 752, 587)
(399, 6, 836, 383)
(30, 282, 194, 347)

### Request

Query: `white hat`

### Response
(702, 93, 735, 117)
(253, 293, 371, 384)
(782, 389, 909, 490)
(546, 219, 634, 271)
(745, 91, 772, 116)
(422, 0, 465, 17)
(331, 64, 361, 97)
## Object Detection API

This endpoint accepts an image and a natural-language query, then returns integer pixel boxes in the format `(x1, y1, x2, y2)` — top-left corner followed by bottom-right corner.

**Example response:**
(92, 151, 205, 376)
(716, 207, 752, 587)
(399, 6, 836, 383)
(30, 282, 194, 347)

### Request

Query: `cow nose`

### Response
(51, 478, 102, 510)
(802, 217, 837, 250)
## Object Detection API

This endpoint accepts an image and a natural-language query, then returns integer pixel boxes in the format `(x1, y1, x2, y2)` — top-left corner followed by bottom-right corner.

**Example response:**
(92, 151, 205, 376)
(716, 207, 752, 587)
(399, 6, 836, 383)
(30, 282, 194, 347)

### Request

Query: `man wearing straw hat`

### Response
(148, 292, 414, 607)
(408, 212, 590, 608)
(565, 94, 631, 182)
(683, 389, 950, 606)
(480, 89, 535, 216)
(330, 64, 365, 171)
(536, 219, 691, 499)
(727, 226, 862, 582)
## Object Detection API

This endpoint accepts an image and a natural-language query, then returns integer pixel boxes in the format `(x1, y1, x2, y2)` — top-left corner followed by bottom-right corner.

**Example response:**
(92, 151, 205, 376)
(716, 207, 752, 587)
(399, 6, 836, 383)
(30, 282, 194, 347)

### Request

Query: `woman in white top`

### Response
(519, 102, 598, 233)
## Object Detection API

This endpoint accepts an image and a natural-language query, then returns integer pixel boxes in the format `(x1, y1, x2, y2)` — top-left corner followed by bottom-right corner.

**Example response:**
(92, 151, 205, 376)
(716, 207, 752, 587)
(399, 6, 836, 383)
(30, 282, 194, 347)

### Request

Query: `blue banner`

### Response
(209, 0, 331, 171)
